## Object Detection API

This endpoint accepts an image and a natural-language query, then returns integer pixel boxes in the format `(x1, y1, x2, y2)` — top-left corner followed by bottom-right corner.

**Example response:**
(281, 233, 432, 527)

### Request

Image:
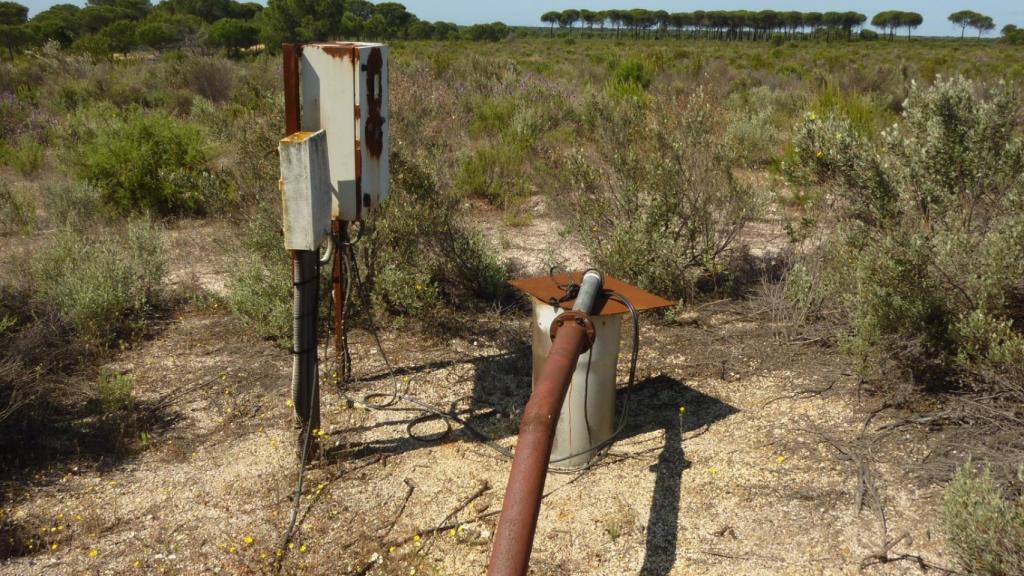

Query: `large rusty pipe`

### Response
(487, 321, 587, 576)
(487, 270, 603, 576)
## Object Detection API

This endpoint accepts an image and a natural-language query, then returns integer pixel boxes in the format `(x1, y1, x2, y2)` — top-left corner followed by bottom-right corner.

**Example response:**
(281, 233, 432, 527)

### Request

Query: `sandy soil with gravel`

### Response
(0, 215, 956, 576)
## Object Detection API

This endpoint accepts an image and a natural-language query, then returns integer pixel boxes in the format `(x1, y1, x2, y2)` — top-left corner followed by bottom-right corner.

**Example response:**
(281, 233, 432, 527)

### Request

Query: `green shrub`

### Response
(363, 152, 509, 324)
(96, 370, 134, 414)
(226, 260, 292, 341)
(454, 142, 528, 206)
(45, 180, 104, 226)
(942, 462, 1024, 576)
(68, 104, 229, 215)
(166, 54, 236, 103)
(611, 59, 653, 89)
(5, 136, 44, 176)
(31, 221, 165, 346)
(953, 310, 1024, 371)
(0, 182, 36, 235)
(226, 204, 292, 341)
(565, 91, 761, 299)
(469, 96, 517, 138)
(784, 76, 1024, 386)
(844, 230, 952, 370)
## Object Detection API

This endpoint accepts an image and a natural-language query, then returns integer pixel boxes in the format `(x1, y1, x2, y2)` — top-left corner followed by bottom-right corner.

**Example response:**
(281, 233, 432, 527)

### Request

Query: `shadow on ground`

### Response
(325, 344, 737, 575)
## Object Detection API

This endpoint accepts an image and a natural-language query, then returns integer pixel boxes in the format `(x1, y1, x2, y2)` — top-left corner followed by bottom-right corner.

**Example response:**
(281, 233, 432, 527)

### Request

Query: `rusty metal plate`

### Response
(509, 272, 675, 316)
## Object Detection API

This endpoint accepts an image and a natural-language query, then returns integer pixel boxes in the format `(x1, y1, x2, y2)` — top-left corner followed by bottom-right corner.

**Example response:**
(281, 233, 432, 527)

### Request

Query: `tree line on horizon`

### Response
(539, 8, 1009, 41)
(0, 0, 509, 60)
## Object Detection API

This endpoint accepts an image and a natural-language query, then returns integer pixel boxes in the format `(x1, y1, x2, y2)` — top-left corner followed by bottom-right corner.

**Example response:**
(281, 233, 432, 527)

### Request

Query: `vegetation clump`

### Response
(942, 462, 1024, 576)
(30, 221, 165, 346)
(67, 104, 229, 215)
(785, 76, 1024, 387)
(566, 90, 761, 299)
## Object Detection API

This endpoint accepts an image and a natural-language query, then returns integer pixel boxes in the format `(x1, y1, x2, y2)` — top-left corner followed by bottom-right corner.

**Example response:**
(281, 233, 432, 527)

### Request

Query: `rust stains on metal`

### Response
(486, 319, 589, 576)
(283, 44, 301, 135)
(280, 131, 316, 143)
(320, 42, 360, 60)
(364, 47, 386, 158)
(509, 272, 675, 316)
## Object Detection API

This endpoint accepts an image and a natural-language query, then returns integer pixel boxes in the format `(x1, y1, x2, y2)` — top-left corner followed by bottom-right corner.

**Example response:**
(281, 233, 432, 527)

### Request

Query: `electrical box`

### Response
(299, 42, 390, 222)
(279, 130, 331, 251)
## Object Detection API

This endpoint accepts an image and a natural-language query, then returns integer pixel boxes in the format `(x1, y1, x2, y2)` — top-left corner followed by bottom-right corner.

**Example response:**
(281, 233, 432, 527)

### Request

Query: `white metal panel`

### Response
(300, 44, 358, 221)
(279, 130, 331, 251)
(299, 42, 389, 222)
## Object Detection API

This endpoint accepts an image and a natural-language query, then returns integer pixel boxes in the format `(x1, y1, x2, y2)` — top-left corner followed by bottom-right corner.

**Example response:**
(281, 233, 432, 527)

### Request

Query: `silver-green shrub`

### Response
(30, 221, 165, 346)
(785, 76, 1024, 381)
(942, 462, 1024, 576)
(566, 89, 762, 298)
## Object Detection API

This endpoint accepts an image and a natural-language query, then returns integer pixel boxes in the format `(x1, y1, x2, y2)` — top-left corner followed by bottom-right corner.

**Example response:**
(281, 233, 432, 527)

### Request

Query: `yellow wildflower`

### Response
(678, 406, 686, 414)
(243, 536, 254, 546)
(89, 549, 98, 558)
(228, 546, 237, 553)
(50, 543, 58, 551)
(299, 543, 308, 553)
(777, 455, 786, 464)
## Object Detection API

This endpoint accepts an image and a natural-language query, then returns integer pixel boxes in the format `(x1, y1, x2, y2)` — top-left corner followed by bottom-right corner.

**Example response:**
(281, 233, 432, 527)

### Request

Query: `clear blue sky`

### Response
(21, 1, 1024, 37)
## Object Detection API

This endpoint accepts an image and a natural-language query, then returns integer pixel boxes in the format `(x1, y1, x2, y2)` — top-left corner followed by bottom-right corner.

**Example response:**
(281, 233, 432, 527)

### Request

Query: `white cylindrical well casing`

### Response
(531, 298, 622, 469)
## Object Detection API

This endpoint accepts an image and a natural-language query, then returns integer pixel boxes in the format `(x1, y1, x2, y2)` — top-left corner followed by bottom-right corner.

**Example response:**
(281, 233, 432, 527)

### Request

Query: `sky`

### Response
(20, 1, 1024, 37)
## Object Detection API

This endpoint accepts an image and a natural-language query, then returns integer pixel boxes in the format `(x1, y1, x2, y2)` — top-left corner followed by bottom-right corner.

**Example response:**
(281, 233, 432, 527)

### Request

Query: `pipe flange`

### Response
(549, 310, 596, 352)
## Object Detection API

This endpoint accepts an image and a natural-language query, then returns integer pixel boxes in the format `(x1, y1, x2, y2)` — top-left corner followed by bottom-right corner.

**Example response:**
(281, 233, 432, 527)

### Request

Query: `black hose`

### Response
(291, 250, 320, 440)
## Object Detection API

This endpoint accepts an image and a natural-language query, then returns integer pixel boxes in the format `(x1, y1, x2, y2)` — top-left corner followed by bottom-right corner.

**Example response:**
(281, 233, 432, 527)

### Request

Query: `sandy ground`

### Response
(0, 212, 955, 575)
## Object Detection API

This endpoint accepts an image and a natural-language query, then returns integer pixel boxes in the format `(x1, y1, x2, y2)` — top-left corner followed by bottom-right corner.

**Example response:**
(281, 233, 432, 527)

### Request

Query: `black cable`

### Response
(276, 253, 322, 573)
(340, 244, 513, 456)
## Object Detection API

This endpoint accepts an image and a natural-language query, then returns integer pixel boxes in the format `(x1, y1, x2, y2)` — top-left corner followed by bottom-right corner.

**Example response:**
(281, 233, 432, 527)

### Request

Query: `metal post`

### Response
(331, 219, 347, 379)
(487, 273, 603, 576)
(283, 44, 301, 135)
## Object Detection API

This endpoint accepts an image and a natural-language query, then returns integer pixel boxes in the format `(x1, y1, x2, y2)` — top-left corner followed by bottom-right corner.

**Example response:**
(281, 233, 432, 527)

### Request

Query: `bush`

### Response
(5, 136, 44, 176)
(68, 104, 229, 215)
(227, 204, 293, 341)
(96, 370, 134, 414)
(0, 182, 36, 235)
(362, 152, 509, 324)
(565, 91, 761, 299)
(166, 54, 236, 103)
(454, 142, 528, 206)
(783, 76, 1024, 385)
(227, 259, 292, 341)
(45, 180, 105, 226)
(30, 221, 165, 346)
(611, 59, 653, 90)
(942, 462, 1024, 576)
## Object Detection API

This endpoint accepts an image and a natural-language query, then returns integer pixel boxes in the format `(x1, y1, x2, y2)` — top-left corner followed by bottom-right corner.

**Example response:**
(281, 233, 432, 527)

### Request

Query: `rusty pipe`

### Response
(487, 271, 603, 576)
(487, 320, 587, 576)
